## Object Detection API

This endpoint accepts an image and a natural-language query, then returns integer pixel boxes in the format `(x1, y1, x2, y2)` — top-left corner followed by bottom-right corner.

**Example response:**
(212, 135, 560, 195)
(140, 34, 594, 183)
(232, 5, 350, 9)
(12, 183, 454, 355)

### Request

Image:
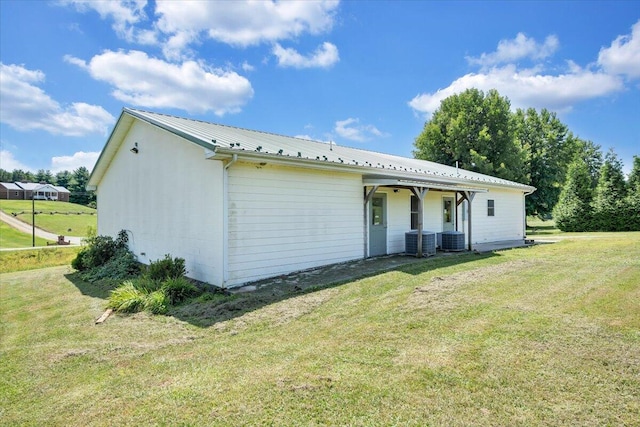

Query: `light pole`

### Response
(32, 184, 44, 247)
(32, 190, 35, 247)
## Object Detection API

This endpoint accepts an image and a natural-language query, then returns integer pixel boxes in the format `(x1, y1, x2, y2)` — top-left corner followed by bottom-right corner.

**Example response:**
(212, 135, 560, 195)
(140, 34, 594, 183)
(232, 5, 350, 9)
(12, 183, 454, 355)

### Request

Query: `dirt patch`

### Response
(409, 259, 541, 312)
(214, 288, 339, 333)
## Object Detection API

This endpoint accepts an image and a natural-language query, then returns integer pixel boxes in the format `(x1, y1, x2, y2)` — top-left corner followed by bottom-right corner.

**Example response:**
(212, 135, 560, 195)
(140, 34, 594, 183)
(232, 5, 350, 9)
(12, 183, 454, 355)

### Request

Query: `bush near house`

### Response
(71, 232, 210, 314)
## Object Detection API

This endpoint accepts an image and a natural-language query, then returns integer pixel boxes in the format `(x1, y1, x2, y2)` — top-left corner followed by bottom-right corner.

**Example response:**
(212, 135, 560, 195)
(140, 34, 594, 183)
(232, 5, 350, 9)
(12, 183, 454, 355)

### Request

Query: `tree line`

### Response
(413, 88, 639, 231)
(0, 166, 96, 206)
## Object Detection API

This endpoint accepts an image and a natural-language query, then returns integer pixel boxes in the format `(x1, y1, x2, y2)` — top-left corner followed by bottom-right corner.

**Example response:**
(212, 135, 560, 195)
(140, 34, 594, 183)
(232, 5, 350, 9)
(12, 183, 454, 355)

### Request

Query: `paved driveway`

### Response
(0, 211, 83, 246)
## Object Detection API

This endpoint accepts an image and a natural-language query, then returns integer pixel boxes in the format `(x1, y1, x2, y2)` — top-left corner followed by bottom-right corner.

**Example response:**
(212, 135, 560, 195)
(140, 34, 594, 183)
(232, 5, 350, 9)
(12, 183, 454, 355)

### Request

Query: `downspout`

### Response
(523, 189, 535, 239)
(225, 153, 238, 170)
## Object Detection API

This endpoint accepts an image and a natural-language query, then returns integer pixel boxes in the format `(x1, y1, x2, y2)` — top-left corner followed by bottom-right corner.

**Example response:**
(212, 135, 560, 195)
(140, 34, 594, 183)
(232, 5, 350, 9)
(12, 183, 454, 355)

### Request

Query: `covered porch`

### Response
(363, 176, 489, 258)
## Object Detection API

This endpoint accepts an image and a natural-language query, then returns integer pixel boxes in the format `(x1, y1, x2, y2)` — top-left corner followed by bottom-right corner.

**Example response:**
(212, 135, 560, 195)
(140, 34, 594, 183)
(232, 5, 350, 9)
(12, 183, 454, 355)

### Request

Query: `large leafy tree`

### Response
(414, 88, 525, 182)
(553, 157, 594, 231)
(513, 108, 573, 218)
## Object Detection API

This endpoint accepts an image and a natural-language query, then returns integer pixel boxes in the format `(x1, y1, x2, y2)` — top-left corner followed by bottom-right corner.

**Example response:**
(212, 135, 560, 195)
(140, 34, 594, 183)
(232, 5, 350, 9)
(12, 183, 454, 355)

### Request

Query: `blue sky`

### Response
(1, 1, 638, 176)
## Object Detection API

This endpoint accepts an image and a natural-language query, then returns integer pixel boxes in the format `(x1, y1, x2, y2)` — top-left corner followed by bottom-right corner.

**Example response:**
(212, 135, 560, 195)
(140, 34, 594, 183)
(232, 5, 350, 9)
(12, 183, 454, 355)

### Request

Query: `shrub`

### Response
(79, 247, 140, 283)
(146, 254, 186, 282)
(107, 281, 146, 313)
(143, 290, 169, 315)
(162, 277, 202, 305)
(73, 230, 129, 272)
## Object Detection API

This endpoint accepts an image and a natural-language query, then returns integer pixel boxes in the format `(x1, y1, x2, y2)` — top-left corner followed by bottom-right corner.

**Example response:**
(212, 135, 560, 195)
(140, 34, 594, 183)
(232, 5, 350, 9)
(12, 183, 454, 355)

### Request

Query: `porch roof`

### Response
(362, 177, 489, 194)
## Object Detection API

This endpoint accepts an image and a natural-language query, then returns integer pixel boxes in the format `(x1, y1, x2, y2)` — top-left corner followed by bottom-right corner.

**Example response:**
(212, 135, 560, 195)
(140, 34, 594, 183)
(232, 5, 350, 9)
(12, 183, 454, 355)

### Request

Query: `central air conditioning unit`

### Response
(441, 231, 465, 251)
(405, 231, 436, 256)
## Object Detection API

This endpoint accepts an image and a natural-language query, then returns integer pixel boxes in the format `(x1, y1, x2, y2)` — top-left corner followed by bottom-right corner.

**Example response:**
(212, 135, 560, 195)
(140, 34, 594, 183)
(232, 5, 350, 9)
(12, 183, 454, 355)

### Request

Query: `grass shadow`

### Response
(61, 250, 505, 328)
(169, 250, 502, 328)
(64, 272, 119, 300)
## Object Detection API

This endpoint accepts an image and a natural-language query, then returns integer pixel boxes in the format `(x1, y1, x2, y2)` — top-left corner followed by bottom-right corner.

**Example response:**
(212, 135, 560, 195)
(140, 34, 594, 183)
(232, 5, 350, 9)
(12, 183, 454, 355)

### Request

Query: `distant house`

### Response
(0, 182, 70, 202)
(0, 182, 23, 200)
(88, 108, 536, 289)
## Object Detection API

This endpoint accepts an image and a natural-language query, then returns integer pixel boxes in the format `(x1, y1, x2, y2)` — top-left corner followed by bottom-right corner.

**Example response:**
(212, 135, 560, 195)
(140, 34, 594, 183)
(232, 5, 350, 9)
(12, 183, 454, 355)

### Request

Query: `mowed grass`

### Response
(0, 200, 96, 237)
(0, 246, 81, 274)
(1, 234, 639, 426)
(0, 221, 53, 248)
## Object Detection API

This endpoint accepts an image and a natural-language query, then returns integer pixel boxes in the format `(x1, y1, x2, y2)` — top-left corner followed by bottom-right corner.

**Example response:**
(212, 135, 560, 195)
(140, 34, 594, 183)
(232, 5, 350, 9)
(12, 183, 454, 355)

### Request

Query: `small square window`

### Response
(488, 199, 495, 216)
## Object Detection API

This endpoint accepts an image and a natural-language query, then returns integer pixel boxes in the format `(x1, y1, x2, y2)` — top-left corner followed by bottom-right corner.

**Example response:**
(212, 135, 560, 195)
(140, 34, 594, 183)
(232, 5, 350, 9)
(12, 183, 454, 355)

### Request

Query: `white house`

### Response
(88, 108, 536, 288)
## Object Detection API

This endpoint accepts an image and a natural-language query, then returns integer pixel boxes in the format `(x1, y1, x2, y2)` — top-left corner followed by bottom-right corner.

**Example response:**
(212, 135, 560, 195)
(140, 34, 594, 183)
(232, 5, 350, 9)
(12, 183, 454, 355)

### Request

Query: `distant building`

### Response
(0, 182, 70, 202)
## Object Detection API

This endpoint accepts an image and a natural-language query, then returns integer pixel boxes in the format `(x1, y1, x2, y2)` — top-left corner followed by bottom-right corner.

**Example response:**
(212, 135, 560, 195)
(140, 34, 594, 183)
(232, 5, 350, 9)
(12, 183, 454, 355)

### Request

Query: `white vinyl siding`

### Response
(471, 189, 525, 243)
(226, 163, 363, 286)
(96, 121, 225, 285)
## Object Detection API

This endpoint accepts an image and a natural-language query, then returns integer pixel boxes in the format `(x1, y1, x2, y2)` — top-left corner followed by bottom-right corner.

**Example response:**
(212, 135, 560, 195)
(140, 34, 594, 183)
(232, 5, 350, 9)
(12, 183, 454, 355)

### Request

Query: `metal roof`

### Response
(89, 108, 536, 193)
(1, 182, 22, 190)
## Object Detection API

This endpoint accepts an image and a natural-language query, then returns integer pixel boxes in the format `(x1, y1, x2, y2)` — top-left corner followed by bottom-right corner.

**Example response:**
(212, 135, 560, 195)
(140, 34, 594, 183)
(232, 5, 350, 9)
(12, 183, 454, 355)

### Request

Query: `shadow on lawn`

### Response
(64, 272, 118, 300)
(169, 251, 501, 328)
(63, 251, 502, 328)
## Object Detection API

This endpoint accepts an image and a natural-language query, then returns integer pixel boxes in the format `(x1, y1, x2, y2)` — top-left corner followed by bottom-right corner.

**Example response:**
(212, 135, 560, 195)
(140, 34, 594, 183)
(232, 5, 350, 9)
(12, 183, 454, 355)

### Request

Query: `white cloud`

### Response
(467, 33, 559, 68)
(51, 151, 100, 173)
(409, 65, 623, 116)
(598, 20, 640, 79)
(0, 150, 33, 172)
(335, 118, 387, 142)
(66, 50, 254, 115)
(0, 63, 115, 136)
(60, 0, 148, 42)
(155, 0, 339, 57)
(409, 27, 636, 117)
(273, 42, 339, 69)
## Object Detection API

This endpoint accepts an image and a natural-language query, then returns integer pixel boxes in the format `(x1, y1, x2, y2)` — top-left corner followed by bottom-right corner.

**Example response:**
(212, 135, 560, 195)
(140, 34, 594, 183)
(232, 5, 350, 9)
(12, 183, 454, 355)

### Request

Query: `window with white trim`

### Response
(487, 199, 495, 216)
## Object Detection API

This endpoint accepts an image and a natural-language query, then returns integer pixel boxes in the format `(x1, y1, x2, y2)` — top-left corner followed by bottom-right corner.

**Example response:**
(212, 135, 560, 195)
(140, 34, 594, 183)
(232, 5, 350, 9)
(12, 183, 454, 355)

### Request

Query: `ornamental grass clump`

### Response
(107, 255, 203, 315)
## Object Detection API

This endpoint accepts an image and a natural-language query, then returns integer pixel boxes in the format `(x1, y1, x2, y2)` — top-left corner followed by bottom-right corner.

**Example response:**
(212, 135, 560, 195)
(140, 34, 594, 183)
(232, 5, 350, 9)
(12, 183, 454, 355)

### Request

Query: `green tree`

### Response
(0, 168, 12, 182)
(35, 169, 54, 184)
(553, 157, 594, 232)
(11, 169, 34, 182)
(591, 149, 628, 231)
(513, 108, 573, 218)
(414, 88, 525, 182)
(55, 170, 73, 189)
(625, 156, 640, 231)
(70, 167, 94, 205)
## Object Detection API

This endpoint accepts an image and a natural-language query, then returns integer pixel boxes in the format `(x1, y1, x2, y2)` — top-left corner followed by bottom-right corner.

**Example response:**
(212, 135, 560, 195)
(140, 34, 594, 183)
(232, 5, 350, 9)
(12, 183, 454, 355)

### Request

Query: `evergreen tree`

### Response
(625, 156, 640, 231)
(553, 157, 594, 231)
(55, 170, 72, 189)
(0, 168, 12, 182)
(591, 149, 627, 231)
(70, 167, 94, 205)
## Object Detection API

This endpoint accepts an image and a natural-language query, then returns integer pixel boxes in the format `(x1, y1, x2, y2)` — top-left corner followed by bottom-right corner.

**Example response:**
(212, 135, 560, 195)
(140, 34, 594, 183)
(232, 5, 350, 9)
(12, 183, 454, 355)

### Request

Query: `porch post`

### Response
(411, 187, 429, 257)
(364, 185, 379, 258)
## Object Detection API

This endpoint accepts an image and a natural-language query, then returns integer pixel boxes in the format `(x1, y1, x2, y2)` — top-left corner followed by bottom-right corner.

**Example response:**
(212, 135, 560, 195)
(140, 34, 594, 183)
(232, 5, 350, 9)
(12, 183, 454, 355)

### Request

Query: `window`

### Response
(372, 196, 384, 225)
(488, 199, 495, 216)
(410, 196, 419, 229)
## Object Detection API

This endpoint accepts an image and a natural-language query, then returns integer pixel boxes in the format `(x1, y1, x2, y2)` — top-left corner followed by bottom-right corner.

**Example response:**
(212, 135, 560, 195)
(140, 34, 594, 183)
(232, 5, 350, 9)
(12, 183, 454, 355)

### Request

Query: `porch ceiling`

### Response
(362, 177, 488, 193)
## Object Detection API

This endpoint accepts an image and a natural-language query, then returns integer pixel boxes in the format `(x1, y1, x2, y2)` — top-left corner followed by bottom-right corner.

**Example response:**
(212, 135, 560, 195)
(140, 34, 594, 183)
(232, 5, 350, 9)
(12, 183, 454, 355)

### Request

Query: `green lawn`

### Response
(0, 246, 81, 274)
(526, 216, 560, 236)
(0, 221, 53, 248)
(1, 233, 639, 426)
(0, 200, 96, 237)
